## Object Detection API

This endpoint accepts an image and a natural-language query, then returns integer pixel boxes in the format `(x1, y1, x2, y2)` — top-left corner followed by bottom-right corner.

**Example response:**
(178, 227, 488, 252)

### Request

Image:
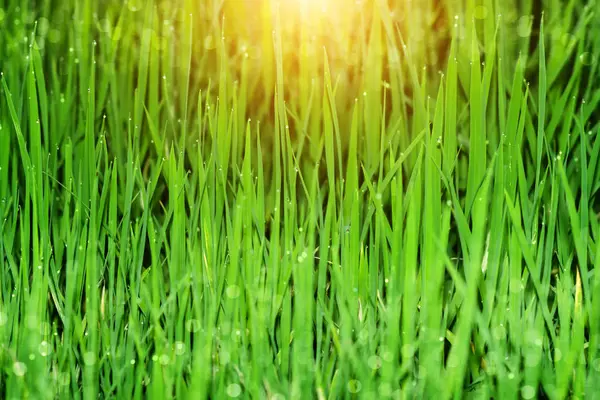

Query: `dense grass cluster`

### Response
(1, 0, 600, 398)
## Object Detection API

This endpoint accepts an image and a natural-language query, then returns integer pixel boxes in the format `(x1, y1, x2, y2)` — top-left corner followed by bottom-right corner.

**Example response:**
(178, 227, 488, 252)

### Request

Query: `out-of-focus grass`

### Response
(0, 0, 599, 398)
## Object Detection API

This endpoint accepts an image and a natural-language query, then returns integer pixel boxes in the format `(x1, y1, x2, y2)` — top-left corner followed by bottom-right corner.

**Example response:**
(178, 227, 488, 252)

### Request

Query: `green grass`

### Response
(1, 0, 600, 398)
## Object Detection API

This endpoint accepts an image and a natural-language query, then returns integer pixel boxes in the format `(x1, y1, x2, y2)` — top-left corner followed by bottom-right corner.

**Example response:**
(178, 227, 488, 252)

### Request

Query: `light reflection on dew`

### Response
(580, 52, 596, 66)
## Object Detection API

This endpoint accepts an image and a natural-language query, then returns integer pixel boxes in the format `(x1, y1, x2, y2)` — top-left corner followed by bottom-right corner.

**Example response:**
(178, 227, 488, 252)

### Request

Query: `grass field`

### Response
(1, 0, 600, 398)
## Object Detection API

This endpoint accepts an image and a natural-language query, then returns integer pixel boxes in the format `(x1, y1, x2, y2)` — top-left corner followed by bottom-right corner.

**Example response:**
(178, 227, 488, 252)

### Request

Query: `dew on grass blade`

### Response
(13, 362, 27, 377)
(517, 16, 533, 37)
(159, 354, 170, 365)
(493, 324, 507, 340)
(37, 17, 49, 36)
(347, 380, 362, 394)
(402, 343, 415, 358)
(226, 285, 241, 299)
(26, 315, 38, 330)
(83, 352, 97, 366)
(174, 342, 186, 356)
(521, 385, 536, 399)
(367, 355, 382, 370)
(186, 319, 201, 333)
(38, 341, 51, 357)
(382, 350, 394, 362)
(554, 349, 563, 362)
(227, 383, 242, 398)
(580, 52, 596, 66)
(219, 350, 230, 365)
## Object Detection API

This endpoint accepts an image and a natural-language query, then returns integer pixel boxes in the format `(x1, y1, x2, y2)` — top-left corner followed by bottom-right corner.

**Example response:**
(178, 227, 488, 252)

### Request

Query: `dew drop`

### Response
(83, 352, 96, 366)
(13, 362, 27, 377)
(38, 341, 51, 357)
(521, 385, 536, 399)
(347, 380, 362, 394)
(227, 383, 242, 398)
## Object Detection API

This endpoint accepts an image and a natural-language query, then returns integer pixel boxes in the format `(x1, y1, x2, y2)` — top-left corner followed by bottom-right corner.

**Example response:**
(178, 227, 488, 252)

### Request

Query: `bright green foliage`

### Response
(0, 0, 599, 398)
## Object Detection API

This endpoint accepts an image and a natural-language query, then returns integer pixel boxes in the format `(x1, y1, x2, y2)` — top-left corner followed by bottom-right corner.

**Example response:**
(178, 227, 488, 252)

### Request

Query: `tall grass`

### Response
(0, 0, 599, 398)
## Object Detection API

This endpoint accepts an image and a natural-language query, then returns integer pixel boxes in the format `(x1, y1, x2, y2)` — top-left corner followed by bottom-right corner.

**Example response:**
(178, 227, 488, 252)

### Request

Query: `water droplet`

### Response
(159, 354, 170, 365)
(524, 352, 541, 367)
(554, 348, 563, 362)
(226, 285, 240, 299)
(227, 383, 242, 398)
(518, 16, 533, 37)
(521, 385, 536, 399)
(175, 342, 186, 356)
(83, 352, 96, 366)
(13, 362, 27, 377)
(219, 350, 230, 365)
(368, 355, 382, 369)
(402, 343, 415, 358)
(493, 325, 506, 340)
(580, 52, 596, 66)
(347, 380, 362, 394)
(38, 341, 51, 357)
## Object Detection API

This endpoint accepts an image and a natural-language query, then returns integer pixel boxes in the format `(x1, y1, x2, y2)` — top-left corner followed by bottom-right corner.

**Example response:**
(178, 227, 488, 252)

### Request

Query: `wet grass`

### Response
(0, 0, 600, 398)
